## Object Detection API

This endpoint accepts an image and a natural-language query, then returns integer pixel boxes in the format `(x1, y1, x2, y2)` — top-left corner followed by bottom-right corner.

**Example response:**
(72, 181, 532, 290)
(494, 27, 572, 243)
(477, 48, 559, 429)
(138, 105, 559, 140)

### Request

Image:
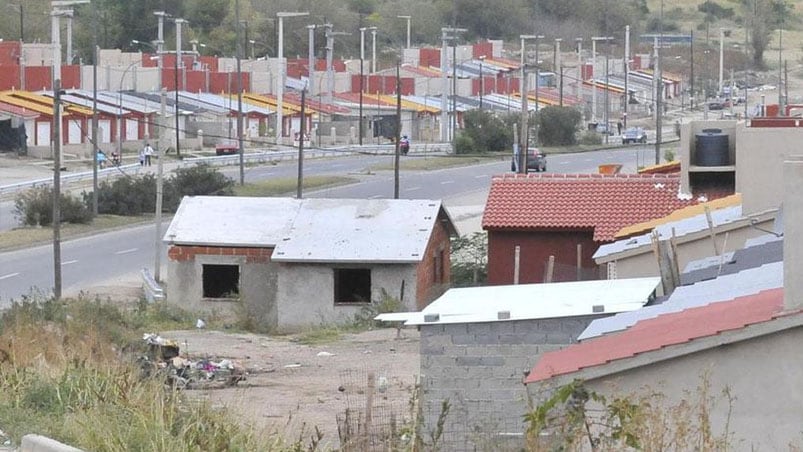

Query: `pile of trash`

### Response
(139, 333, 246, 389)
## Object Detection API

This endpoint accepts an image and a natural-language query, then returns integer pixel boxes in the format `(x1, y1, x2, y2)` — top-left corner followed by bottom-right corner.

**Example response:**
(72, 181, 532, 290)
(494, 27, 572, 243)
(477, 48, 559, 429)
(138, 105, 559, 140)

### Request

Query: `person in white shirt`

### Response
(143, 143, 154, 166)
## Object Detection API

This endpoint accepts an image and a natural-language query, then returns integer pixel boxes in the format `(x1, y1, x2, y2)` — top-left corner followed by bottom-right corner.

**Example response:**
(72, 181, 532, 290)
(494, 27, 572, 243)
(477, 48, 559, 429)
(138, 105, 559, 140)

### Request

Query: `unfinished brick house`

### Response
(163, 196, 456, 332)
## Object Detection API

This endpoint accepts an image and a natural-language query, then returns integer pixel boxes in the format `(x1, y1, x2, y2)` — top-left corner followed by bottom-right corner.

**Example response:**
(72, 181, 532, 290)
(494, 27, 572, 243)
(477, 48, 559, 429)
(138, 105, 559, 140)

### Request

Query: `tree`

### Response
(535, 106, 582, 146)
(738, 0, 791, 68)
(457, 110, 515, 154)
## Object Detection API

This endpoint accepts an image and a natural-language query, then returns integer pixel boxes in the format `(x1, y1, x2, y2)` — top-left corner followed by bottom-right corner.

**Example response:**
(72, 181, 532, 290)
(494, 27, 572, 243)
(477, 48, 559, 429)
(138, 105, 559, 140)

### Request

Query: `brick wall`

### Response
(419, 315, 601, 451)
(416, 215, 452, 309)
(167, 245, 273, 264)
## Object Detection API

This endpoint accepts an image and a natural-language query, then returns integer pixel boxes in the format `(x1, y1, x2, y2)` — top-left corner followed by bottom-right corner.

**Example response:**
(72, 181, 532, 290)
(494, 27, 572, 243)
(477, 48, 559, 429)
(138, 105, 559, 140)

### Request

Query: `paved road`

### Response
(0, 147, 645, 306)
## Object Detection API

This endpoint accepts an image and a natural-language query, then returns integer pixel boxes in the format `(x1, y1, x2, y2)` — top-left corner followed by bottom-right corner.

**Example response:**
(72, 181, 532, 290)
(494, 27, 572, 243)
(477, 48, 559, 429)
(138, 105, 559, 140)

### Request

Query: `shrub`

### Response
(535, 106, 582, 146)
(86, 174, 157, 216)
(459, 110, 516, 153)
(578, 130, 603, 145)
(453, 133, 477, 154)
(14, 187, 92, 226)
(164, 163, 234, 211)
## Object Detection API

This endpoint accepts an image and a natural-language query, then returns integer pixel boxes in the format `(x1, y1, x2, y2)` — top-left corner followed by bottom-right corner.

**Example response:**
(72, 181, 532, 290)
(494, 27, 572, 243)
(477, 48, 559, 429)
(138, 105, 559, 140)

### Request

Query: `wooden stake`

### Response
(545, 255, 555, 283)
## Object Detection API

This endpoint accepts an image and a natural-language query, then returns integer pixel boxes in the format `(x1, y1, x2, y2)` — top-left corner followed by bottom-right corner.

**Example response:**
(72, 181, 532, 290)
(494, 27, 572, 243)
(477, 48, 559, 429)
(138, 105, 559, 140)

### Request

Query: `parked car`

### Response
(594, 122, 616, 136)
(622, 127, 648, 144)
(511, 148, 547, 172)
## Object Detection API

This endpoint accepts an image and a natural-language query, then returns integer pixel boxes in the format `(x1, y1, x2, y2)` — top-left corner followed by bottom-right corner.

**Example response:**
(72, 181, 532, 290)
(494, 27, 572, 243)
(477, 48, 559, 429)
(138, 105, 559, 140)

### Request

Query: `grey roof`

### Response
(164, 196, 455, 264)
(41, 92, 129, 116)
(180, 92, 275, 116)
(594, 205, 744, 260)
(680, 236, 783, 285)
(578, 261, 783, 340)
(377, 277, 661, 326)
(67, 90, 163, 115)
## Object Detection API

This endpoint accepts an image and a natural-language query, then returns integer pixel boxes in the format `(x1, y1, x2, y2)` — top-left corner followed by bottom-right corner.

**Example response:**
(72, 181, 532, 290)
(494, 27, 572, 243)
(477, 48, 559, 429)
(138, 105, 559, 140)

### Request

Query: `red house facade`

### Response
(482, 173, 698, 285)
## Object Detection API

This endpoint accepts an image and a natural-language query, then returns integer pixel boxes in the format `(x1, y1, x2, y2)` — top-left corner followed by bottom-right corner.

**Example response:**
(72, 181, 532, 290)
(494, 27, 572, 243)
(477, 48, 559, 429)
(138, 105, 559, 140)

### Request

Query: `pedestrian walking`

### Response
(139, 147, 145, 166)
(617, 121, 623, 135)
(143, 143, 154, 166)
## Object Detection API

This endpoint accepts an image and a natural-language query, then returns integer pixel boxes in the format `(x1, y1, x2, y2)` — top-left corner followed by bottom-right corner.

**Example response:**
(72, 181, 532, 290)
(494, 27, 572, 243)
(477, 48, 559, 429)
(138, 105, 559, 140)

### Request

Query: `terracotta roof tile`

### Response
(525, 288, 786, 384)
(482, 173, 696, 241)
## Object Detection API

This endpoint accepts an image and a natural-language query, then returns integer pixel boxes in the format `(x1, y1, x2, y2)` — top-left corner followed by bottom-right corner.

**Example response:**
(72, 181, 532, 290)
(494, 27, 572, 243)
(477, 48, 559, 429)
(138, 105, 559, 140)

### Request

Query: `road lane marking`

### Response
(115, 248, 138, 255)
(582, 158, 593, 162)
(440, 180, 455, 185)
(370, 194, 383, 199)
(62, 260, 78, 266)
(406, 186, 421, 191)
(0, 272, 20, 280)
(474, 174, 487, 179)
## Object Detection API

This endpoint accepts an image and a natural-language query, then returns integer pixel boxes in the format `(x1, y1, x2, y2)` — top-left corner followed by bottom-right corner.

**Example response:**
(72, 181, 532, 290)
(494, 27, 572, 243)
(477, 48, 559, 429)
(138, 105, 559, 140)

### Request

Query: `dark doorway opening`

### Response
(202, 264, 240, 298)
(334, 268, 371, 304)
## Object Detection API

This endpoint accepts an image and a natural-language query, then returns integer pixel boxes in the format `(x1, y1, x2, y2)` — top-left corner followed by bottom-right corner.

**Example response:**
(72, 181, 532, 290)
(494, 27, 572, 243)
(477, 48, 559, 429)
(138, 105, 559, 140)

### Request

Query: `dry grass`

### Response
(0, 295, 303, 451)
(232, 175, 356, 197)
(0, 215, 152, 251)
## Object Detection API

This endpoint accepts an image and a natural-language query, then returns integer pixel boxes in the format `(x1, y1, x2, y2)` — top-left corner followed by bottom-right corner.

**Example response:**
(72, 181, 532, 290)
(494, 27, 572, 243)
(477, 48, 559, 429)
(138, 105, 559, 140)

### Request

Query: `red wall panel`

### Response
(473, 42, 493, 59)
(419, 48, 441, 68)
(486, 229, 600, 285)
(0, 66, 21, 90)
(61, 66, 81, 89)
(185, 71, 207, 93)
(25, 66, 52, 91)
(0, 42, 21, 66)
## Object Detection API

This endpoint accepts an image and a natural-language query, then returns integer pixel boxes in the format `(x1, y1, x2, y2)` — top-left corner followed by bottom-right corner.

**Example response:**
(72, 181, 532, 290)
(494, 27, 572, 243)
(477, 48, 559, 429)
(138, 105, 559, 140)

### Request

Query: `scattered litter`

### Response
(139, 333, 245, 389)
(363, 350, 372, 354)
(196, 318, 206, 329)
(284, 363, 302, 368)
(377, 376, 389, 393)
(316, 351, 335, 357)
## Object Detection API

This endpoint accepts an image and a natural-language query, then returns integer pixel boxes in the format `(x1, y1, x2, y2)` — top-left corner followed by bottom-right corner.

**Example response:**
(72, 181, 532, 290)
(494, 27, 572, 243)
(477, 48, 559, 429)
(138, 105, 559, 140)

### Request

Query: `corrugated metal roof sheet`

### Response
(615, 194, 742, 239)
(594, 205, 744, 260)
(164, 196, 454, 264)
(680, 238, 783, 285)
(527, 287, 786, 383)
(377, 277, 660, 326)
(578, 261, 783, 341)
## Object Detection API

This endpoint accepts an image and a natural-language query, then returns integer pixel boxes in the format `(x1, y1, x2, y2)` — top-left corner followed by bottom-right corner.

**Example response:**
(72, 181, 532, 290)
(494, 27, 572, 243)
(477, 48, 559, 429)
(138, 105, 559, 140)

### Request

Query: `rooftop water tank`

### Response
(694, 129, 730, 166)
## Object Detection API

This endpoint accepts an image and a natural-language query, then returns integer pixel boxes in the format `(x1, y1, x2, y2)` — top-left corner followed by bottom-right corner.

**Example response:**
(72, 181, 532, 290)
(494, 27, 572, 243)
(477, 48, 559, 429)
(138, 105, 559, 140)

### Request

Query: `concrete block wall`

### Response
(419, 315, 601, 451)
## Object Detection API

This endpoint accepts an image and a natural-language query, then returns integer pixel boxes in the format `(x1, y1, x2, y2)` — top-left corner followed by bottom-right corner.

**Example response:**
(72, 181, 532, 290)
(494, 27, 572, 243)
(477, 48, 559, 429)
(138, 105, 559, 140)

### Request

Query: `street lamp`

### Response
(359, 26, 376, 145)
(591, 36, 612, 123)
(276, 11, 310, 144)
(397, 15, 412, 49)
(718, 27, 726, 97)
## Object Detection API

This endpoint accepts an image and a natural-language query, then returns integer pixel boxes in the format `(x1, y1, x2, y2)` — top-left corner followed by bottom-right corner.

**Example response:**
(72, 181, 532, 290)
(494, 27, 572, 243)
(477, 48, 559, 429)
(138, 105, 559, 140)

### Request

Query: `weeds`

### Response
(0, 293, 291, 451)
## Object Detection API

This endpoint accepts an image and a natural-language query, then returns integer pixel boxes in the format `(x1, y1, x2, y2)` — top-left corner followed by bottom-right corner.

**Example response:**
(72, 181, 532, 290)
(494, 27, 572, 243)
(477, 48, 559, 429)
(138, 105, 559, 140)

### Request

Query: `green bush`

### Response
(578, 130, 603, 145)
(453, 133, 477, 154)
(459, 110, 515, 153)
(14, 187, 93, 226)
(164, 163, 234, 211)
(535, 106, 582, 146)
(87, 174, 157, 216)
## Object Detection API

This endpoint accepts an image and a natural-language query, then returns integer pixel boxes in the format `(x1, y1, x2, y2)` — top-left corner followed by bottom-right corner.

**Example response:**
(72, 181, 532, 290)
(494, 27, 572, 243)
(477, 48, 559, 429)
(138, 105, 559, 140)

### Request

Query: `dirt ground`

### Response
(157, 327, 421, 449)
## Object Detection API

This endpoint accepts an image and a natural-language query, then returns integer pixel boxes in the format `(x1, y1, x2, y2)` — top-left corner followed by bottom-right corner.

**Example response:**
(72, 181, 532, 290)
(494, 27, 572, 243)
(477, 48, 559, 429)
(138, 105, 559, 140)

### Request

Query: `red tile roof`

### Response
(525, 288, 786, 384)
(482, 173, 696, 241)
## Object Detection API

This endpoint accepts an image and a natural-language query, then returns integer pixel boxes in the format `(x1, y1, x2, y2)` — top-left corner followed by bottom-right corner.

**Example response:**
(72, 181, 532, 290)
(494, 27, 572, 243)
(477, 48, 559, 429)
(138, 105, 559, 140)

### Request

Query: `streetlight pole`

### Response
(307, 25, 316, 97)
(397, 15, 412, 49)
(717, 28, 728, 97)
(173, 18, 186, 158)
(371, 28, 378, 73)
(235, 0, 244, 185)
(624, 25, 630, 128)
(359, 27, 374, 145)
(276, 12, 310, 144)
(554, 38, 562, 105)
(534, 35, 544, 112)
(591, 36, 609, 123)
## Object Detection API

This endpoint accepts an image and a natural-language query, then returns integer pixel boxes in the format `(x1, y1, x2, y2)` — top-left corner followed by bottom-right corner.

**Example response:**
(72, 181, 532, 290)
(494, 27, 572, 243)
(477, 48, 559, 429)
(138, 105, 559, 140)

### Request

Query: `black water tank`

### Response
(695, 130, 730, 166)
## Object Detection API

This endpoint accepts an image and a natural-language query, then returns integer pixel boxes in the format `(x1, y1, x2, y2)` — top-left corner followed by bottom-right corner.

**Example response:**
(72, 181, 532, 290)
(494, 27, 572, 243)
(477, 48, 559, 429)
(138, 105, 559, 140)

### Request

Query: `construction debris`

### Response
(139, 334, 246, 389)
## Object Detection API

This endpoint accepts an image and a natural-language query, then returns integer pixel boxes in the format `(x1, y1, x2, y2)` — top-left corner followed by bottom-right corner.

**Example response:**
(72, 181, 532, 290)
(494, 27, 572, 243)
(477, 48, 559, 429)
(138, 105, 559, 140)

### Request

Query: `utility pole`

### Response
(624, 25, 630, 129)
(91, 3, 98, 215)
(154, 88, 166, 282)
(440, 27, 466, 143)
(53, 79, 62, 300)
(554, 38, 562, 105)
(235, 0, 244, 185)
(276, 12, 310, 144)
(718, 27, 724, 97)
(518, 64, 529, 174)
(359, 26, 366, 145)
(690, 29, 694, 110)
(394, 60, 401, 199)
(655, 0, 664, 165)
(297, 86, 306, 198)
(174, 18, 186, 158)
(534, 35, 544, 112)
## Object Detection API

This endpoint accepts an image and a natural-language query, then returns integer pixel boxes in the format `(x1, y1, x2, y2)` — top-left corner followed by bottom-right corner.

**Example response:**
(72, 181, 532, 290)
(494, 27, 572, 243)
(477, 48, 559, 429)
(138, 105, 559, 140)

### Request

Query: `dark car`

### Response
(511, 148, 547, 172)
(622, 127, 648, 144)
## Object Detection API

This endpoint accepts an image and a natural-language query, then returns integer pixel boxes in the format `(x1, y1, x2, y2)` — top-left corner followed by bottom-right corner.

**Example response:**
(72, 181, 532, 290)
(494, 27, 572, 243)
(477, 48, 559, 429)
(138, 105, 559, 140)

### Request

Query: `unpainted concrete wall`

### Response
(420, 315, 601, 451)
(546, 327, 803, 451)
(275, 263, 417, 332)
